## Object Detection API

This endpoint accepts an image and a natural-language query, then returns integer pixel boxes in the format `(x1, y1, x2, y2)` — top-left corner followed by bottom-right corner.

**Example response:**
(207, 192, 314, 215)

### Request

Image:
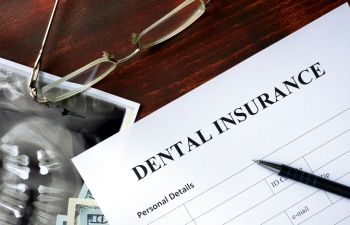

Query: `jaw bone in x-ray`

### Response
(0, 117, 82, 225)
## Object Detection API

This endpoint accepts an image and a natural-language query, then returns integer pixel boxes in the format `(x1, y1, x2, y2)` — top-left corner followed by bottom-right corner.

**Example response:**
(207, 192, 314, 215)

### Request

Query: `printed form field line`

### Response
(262, 134, 350, 189)
(335, 214, 350, 225)
(184, 204, 197, 225)
(299, 190, 348, 225)
(263, 171, 350, 225)
(147, 107, 350, 225)
(217, 132, 350, 225)
(287, 148, 350, 224)
(261, 152, 350, 225)
(223, 171, 350, 225)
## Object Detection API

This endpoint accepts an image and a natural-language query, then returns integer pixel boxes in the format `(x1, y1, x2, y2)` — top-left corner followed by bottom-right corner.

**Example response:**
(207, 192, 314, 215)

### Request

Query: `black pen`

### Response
(254, 159, 350, 199)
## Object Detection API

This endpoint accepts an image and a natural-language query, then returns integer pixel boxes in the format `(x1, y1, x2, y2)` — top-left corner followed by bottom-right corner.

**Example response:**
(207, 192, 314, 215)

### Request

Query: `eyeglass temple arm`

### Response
(29, 0, 60, 99)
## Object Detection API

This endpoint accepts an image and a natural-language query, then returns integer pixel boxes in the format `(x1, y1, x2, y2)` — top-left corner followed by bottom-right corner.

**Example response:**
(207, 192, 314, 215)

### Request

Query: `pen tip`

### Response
(253, 159, 259, 163)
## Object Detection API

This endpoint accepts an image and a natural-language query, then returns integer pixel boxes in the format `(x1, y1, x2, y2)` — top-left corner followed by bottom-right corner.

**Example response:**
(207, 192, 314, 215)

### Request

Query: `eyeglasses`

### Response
(29, 0, 210, 104)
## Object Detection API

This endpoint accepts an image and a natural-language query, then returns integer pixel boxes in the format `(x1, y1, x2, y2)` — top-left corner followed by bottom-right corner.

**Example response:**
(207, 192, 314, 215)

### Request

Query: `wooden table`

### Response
(0, 0, 348, 120)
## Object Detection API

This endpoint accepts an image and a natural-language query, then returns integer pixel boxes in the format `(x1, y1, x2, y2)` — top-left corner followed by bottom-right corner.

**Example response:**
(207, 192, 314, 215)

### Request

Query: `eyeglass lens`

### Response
(41, 61, 116, 102)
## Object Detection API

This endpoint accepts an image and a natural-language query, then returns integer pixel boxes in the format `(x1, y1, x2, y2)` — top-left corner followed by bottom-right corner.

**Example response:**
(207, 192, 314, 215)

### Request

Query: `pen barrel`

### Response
(279, 165, 350, 199)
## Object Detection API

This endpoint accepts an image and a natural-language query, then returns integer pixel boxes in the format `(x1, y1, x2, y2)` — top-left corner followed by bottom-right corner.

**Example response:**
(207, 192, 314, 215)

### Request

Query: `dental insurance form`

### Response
(73, 4, 350, 225)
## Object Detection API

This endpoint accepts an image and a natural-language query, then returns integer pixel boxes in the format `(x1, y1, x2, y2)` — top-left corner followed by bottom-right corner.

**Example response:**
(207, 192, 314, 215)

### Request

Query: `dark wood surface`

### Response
(0, 0, 348, 120)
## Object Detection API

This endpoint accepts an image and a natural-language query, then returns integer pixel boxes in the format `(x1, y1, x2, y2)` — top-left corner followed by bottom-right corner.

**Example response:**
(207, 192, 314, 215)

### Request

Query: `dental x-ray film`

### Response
(0, 58, 139, 225)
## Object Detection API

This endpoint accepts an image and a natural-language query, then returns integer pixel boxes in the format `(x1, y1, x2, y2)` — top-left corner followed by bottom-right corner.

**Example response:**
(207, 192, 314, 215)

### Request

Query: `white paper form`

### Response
(73, 4, 350, 225)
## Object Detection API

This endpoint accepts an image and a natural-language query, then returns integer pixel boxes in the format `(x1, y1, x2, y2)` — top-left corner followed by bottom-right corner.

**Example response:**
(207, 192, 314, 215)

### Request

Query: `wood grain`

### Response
(0, 0, 348, 120)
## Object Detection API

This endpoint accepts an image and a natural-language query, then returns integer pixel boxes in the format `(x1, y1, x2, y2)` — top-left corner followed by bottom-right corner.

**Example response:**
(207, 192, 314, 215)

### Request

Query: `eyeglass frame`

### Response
(29, 0, 210, 104)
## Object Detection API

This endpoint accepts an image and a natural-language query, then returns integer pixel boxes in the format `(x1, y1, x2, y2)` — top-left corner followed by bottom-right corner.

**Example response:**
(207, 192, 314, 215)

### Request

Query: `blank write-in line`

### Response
(217, 134, 350, 223)
(334, 214, 350, 225)
(261, 171, 350, 225)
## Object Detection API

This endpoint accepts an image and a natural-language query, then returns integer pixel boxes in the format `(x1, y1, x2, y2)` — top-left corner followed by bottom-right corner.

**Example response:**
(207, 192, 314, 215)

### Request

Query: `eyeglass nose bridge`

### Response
(117, 48, 141, 65)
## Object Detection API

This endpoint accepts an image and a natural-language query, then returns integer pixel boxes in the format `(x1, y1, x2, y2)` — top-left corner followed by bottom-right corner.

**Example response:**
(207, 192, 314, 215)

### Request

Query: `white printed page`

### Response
(73, 4, 350, 225)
